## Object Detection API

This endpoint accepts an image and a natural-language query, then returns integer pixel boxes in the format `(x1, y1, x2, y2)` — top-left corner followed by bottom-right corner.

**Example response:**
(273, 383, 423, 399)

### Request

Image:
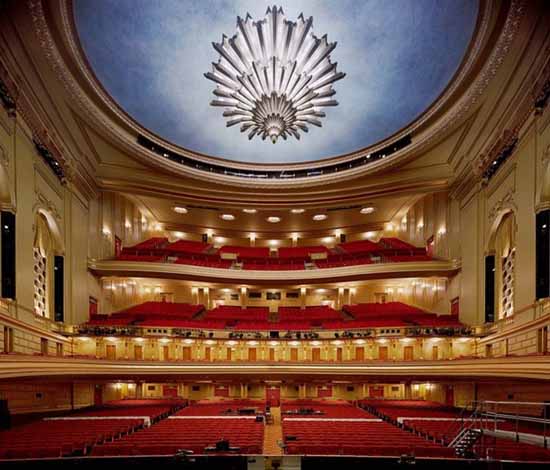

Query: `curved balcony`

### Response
(89, 258, 460, 284)
(1, 354, 549, 382)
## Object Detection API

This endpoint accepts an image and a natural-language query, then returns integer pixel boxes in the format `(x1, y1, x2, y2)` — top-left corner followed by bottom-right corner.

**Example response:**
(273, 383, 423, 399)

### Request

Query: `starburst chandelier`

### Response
(205, 6, 346, 144)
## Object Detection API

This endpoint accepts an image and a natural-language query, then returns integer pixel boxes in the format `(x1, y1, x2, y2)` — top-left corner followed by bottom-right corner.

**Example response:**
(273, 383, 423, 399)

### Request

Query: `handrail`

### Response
(472, 400, 549, 451)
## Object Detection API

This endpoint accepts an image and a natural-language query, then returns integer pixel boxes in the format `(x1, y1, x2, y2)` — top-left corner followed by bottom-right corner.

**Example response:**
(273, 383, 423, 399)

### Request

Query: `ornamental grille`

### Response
(502, 248, 515, 318)
(33, 247, 47, 317)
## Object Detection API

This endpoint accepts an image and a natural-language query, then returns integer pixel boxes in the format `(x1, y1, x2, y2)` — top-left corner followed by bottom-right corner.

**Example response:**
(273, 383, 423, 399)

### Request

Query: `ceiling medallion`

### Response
(205, 5, 346, 144)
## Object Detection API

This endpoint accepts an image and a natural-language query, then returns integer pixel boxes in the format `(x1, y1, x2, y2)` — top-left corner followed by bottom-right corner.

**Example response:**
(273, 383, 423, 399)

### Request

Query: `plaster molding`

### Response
(488, 188, 517, 222)
(33, 189, 62, 222)
(26, 0, 526, 188)
(89, 258, 460, 285)
(0, 141, 8, 170)
(1, 354, 550, 381)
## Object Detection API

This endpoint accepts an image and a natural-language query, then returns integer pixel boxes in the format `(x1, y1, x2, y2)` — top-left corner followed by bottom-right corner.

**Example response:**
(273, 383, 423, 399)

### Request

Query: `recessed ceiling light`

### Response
(173, 206, 188, 214)
(267, 216, 281, 223)
(220, 214, 235, 221)
(243, 208, 257, 214)
(312, 214, 327, 221)
(291, 208, 305, 214)
(360, 206, 375, 214)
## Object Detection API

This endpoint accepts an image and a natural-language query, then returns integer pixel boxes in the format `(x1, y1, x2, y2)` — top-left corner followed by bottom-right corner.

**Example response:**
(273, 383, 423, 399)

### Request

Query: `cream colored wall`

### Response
(0, 104, 94, 325)
(0, 382, 93, 414)
(457, 107, 550, 325)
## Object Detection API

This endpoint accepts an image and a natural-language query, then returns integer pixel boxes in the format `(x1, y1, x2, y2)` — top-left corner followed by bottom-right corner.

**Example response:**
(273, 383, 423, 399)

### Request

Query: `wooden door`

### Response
(312, 348, 321, 361)
(445, 386, 454, 407)
(204, 347, 211, 361)
(269, 348, 275, 361)
(248, 348, 257, 361)
(355, 347, 365, 361)
(404, 346, 414, 361)
(378, 346, 388, 360)
(266, 386, 280, 406)
(336, 348, 343, 361)
(94, 385, 103, 406)
(162, 345, 170, 361)
(369, 385, 384, 398)
(106, 344, 116, 360)
(226, 348, 232, 360)
(182, 347, 191, 360)
(432, 345, 439, 360)
(134, 345, 143, 360)
(290, 348, 298, 361)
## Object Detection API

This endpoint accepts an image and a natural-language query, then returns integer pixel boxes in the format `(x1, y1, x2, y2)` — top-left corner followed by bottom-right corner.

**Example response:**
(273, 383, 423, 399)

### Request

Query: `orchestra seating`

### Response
(0, 419, 142, 459)
(0, 399, 182, 459)
(280, 399, 455, 456)
(282, 399, 374, 418)
(113, 237, 432, 270)
(91, 400, 265, 456)
(175, 399, 265, 416)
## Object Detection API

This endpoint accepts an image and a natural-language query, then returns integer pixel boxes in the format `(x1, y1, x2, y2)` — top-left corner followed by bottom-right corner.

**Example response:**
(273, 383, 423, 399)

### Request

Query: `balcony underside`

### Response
(89, 259, 460, 284)
(1, 355, 548, 381)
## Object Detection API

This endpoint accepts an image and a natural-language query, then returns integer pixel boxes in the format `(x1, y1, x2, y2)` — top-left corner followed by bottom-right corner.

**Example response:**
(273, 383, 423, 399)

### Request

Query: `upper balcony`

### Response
(90, 237, 460, 283)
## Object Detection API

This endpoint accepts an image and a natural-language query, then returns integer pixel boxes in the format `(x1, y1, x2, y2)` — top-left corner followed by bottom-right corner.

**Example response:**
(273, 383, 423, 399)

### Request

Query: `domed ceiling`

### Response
(74, 0, 479, 164)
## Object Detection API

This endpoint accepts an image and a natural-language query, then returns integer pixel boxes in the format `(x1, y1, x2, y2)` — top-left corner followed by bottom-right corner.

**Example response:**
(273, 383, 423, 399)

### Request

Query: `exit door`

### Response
(312, 348, 321, 361)
(266, 386, 280, 406)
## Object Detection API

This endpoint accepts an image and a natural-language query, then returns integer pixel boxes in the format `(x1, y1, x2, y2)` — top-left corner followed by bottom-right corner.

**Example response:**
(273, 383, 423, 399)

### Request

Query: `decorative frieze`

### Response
(488, 188, 516, 222)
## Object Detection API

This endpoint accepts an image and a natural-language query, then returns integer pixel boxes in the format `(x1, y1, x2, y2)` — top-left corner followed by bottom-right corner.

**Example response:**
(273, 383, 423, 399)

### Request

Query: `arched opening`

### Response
(0, 161, 12, 208)
(490, 212, 516, 320)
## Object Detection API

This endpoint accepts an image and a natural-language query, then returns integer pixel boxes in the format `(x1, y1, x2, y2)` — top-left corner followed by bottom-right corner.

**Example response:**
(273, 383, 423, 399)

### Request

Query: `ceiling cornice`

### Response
(25, 0, 524, 189)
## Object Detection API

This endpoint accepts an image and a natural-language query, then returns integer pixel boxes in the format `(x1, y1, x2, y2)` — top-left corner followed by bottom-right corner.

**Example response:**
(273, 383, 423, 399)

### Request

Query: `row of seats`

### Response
(86, 302, 463, 331)
(282, 400, 375, 418)
(87, 301, 204, 326)
(344, 303, 464, 328)
(0, 418, 142, 459)
(92, 418, 264, 455)
(116, 236, 431, 270)
(175, 399, 265, 416)
(364, 399, 550, 462)
(91, 400, 265, 456)
(282, 420, 454, 457)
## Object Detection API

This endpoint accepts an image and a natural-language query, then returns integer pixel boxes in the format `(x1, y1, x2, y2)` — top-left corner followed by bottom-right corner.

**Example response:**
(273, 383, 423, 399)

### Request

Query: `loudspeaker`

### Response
(536, 210, 550, 300)
(339, 233, 347, 243)
(485, 255, 495, 323)
(202, 233, 208, 243)
(1, 211, 15, 299)
(54, 256, 64, 322)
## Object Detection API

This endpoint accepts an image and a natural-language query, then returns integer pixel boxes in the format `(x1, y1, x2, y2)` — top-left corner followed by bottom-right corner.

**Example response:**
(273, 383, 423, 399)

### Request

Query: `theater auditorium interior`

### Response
(0, 0, 549, 468)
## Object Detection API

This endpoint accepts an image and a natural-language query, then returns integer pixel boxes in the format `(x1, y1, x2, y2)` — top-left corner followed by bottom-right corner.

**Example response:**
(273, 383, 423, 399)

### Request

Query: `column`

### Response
(241, 287, 247, 309)
(204, 287, 210, 310)
(300, 287, 307, 310)
(337, 287, 344, 310)
(404, 382, 412, 400)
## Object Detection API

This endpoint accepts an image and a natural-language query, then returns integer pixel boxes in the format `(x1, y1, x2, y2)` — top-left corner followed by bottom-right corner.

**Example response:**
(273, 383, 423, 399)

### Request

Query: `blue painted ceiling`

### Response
(74, 0, 479, 164)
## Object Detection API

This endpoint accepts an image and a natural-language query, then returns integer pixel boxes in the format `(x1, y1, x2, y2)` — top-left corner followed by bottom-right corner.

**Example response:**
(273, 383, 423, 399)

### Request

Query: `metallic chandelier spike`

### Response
(205, 5, 346, 144)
